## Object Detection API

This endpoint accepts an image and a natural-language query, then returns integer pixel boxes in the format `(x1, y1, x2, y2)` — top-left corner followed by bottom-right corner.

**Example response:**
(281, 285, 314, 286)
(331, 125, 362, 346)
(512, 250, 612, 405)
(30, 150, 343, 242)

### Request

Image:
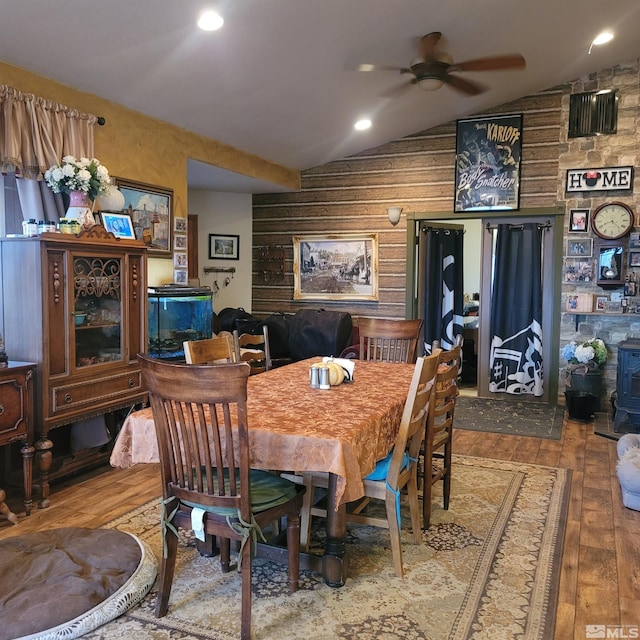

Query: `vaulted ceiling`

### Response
(2, 1, 640, 191)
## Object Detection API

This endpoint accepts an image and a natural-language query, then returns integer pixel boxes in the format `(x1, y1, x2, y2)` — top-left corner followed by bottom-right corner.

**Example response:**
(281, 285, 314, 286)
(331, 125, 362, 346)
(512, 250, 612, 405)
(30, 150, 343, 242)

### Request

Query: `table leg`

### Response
(322, 472, 348, 587)
(35, 435, 53, 509)
(20, 441, 34, 516)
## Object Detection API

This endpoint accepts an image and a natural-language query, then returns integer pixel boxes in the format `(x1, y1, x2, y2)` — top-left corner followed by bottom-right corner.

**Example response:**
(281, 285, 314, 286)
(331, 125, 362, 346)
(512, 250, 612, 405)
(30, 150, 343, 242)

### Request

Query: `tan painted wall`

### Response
(0, 60, 300, 284)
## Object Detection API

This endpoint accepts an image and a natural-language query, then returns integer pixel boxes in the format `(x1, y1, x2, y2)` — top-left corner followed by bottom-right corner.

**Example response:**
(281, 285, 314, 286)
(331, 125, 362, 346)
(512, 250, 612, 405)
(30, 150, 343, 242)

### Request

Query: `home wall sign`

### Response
(566, 166, 633, 193)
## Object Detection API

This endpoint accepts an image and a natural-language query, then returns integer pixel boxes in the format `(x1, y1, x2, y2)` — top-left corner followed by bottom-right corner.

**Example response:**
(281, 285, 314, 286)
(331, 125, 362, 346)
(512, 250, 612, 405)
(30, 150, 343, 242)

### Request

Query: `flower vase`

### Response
(66, 190, 95, 228)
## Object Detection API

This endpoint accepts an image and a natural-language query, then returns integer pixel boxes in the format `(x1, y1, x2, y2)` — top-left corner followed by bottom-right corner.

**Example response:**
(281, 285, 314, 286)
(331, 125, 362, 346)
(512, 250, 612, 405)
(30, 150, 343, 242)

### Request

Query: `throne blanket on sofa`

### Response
(288, 309, 352, 361)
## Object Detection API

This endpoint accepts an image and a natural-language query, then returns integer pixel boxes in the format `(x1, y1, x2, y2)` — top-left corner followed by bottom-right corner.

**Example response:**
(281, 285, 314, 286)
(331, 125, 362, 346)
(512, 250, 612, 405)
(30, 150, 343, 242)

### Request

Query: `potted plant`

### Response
(562, 338, 607, 416)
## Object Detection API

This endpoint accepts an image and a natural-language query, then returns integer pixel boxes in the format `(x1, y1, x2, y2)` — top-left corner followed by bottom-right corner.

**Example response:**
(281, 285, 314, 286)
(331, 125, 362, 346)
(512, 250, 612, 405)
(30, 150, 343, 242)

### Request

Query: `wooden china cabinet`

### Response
(0, 226, 148, 506)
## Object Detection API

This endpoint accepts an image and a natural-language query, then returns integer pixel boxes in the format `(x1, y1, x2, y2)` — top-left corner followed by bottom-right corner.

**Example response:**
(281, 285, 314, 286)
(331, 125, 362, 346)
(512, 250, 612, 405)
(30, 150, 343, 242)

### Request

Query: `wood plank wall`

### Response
(252, 89, 562, 320)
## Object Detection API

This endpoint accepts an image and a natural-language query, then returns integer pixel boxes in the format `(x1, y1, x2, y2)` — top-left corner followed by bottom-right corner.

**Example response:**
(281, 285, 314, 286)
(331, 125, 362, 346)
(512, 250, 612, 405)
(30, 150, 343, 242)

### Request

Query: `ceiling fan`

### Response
(356, 32, 526, 97)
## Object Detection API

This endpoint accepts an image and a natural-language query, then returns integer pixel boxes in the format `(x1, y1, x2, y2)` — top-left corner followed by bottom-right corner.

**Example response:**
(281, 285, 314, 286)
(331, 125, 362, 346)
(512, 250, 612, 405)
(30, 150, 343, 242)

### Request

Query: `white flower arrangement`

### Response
(44, 156, 111, 201)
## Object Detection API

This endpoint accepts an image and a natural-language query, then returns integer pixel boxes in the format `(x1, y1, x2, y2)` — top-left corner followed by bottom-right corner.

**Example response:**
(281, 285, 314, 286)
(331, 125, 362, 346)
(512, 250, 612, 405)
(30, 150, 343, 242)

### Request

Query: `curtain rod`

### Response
(485, 220, 552, 231)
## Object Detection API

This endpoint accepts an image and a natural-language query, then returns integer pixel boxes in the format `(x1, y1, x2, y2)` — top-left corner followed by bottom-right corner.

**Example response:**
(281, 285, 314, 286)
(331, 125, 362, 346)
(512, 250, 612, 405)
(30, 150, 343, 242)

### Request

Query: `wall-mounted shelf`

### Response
(203, 266, 236, 274)
(563, 310, 637, 330)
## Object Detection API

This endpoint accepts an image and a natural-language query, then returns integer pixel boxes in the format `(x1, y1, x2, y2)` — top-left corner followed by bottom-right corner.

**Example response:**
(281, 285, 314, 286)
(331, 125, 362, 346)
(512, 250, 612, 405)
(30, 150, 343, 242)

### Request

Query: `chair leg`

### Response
(443, 441, 452, 511)
(240, 536, 252, 640)
(298, 473, 314, 552)
(286, 510, 301, 592)
(422, 445, 434, 529)
(406, 472, 422, 544)
(220, 537, 231, 572)
(385, 491, 404, 578)
(155, 526, 179, 617)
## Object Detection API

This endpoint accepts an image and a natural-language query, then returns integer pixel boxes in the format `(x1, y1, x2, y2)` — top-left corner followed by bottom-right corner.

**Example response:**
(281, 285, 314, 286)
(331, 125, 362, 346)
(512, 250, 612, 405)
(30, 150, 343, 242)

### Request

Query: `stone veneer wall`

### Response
(558, 60, 640, 404)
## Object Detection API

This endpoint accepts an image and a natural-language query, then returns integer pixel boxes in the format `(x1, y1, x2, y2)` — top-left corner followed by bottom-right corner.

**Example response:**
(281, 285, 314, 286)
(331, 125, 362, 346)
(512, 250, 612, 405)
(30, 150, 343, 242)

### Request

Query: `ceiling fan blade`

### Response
(450, 54, 526, 72)
(378, 80, 414, 99)
(419, 31, 442, 60)
(443, 74, 486, 96)
(352, 62, 410, 73)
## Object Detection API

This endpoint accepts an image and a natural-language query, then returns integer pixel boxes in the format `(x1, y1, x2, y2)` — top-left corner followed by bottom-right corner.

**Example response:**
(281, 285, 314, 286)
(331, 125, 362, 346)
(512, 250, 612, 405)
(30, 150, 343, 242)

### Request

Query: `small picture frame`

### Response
(569, 208, 589, 233)
(563, 259, 595, 283)
(209, 234, 239, 260)
(566, 238, 592, 257)
(174, 217, 187, 233)
(595, 296, 608, 311)
(630, 232, 640, 250)
(173, 252, 188, 268)
(173, 269, 188, 284)
(604, 300, 623, 313)
(629, 251, 640, 267)
(101, 212, 136, 239)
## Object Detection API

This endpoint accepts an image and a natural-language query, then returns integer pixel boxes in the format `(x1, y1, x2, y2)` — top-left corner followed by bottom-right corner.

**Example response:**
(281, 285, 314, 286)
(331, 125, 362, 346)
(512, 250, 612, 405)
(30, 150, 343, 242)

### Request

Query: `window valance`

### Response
(0, 85, 98, 179)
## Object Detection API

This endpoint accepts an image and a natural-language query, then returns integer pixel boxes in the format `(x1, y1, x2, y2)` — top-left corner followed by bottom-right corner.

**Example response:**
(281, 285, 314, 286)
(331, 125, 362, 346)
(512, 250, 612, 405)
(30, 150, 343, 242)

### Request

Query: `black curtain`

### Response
(489, 223, 543, 395)
(422, 227, 464, 354)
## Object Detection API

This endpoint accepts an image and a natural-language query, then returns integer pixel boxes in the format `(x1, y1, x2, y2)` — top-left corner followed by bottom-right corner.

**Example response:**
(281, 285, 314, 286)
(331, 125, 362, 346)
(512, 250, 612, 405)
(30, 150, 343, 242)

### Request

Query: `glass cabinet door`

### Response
(72, 255, 123, 368)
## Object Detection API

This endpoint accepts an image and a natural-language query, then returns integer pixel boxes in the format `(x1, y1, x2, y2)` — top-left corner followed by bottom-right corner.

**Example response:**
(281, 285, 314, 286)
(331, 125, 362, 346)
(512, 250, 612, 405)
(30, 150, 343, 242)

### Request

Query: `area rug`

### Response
(455, 396, 563, 439)
(82, 455, 570, 640)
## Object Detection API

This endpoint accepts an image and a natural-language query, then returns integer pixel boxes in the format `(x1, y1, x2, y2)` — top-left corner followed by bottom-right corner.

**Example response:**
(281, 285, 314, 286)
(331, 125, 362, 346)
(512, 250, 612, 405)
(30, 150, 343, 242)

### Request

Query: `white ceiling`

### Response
(2, 0, 640, 193)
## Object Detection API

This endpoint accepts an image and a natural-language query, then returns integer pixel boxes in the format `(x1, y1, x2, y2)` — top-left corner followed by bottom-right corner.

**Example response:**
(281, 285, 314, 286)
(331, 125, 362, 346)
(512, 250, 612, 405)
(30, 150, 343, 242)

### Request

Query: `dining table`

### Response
(110, 357, 415, 586)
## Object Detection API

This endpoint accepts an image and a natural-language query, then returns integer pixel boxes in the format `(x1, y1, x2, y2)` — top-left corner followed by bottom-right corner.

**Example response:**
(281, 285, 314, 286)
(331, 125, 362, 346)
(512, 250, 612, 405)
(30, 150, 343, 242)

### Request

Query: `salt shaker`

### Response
(310, 365, 319, 388)
(318, 365, 331, 390)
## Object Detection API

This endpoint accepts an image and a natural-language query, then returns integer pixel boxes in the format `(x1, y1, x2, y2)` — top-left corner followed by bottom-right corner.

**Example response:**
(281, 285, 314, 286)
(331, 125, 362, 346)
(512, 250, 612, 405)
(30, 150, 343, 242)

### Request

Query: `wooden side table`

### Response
(0, 361, 36, 520)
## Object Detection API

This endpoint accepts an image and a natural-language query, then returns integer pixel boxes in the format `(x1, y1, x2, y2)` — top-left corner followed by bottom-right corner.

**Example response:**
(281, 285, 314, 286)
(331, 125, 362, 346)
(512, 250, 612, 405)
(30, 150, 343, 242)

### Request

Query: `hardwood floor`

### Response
(1, 417, 639, 639)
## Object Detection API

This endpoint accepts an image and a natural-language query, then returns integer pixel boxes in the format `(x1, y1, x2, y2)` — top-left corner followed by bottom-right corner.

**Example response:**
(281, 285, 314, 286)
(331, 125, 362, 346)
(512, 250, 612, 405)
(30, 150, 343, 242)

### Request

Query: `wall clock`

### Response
(591, 201, 634, 239)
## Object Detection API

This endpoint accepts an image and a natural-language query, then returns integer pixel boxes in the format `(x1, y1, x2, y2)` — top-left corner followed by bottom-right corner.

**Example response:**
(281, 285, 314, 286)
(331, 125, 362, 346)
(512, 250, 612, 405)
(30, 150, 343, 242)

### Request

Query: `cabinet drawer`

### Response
(0, 376, 28, 444)
(51, 370, 143, 415)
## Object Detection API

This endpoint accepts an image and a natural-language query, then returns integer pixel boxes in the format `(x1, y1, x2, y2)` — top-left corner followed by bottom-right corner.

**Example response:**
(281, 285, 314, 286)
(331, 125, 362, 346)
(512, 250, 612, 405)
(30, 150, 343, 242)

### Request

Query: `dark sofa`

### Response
(216, 307, 355, 364)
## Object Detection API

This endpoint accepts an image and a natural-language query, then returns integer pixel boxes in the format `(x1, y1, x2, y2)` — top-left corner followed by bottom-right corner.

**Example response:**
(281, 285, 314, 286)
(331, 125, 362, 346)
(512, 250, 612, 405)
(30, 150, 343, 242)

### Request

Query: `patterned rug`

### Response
(455, 397, 564, 439)
(84, 455, 570, 640)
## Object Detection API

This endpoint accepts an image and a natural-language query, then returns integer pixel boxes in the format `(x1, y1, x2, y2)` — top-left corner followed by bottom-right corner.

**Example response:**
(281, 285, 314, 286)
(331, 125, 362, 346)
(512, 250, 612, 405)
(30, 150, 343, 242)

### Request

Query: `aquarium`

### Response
(148, 285, 213, 360)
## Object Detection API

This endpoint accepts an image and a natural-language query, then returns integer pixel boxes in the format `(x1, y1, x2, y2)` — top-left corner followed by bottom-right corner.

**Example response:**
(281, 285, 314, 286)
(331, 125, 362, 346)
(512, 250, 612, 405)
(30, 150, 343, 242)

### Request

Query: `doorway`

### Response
(411, 211, 561, 403)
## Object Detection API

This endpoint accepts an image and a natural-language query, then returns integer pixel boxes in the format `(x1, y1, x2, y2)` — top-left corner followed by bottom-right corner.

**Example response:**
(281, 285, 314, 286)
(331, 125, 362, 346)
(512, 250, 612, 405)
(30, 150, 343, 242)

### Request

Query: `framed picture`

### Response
(293, 233, 378, 301)
(569, 208, 589, 232)
(101, 212, 136, 239)
(630, 231, 640, 249)
(114, 178, 173, 257)
(566, 238, 592, 257)
(454, 113, 522, 212)
(174, 234, 188, 250)
(630, 251, 640, 267)
(563, 258, 595, 283)
(174, 217, 187, 233)
(173, 269, 188, 284)
(173, 252, 188, 268)
(595, 296, 608, 311)
(209, 234, 239, 260)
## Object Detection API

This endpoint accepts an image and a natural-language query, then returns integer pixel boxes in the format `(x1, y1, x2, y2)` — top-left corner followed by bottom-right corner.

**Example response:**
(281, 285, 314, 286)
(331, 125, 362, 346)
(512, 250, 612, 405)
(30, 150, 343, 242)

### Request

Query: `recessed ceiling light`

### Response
(198, 10, 224, 31)
(354, 119, 372, 131)
(589, 31, 614, 53)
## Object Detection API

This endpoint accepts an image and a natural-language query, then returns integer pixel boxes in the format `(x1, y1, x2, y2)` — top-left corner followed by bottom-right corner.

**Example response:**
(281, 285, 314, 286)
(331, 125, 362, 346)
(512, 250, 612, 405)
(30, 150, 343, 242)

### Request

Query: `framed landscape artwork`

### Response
(209, 234, 239, 260)
(114, 178, 173, 257)
(454, 113, 522, 212)
(293, 233, 378, 301)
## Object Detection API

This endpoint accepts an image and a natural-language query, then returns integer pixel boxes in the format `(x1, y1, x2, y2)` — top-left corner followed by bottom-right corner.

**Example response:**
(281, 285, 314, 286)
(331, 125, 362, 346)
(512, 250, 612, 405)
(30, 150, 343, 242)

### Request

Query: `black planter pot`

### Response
(565, 390, 598, 421)
(566, 367, 603, 411)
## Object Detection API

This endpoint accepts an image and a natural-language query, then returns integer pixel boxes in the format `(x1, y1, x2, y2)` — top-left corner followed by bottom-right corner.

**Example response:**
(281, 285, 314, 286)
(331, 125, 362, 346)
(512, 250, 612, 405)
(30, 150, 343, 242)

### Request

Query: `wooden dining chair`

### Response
(421, 343, 461, 529)
(183, 333, 236, 364)
(358, 317, 424, 363)
(137, 354, 305, 640)
(288, 350, 440, 576)
(232, 325, 272, 374)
